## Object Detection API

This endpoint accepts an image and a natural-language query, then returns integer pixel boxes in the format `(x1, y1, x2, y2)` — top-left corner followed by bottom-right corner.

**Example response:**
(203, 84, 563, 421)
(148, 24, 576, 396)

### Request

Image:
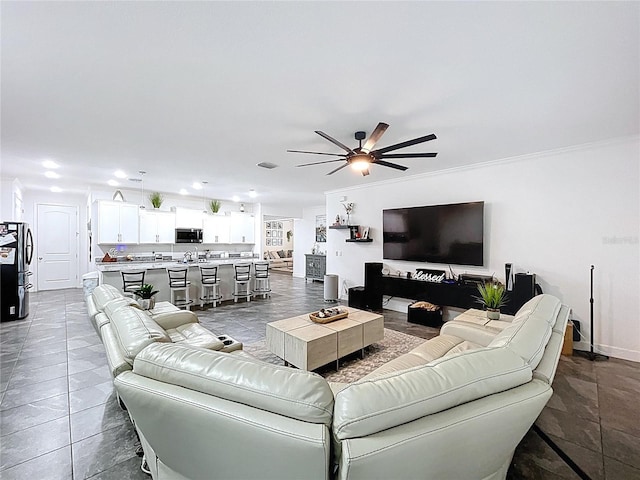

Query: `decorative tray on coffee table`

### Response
(309, 307, 348, 324)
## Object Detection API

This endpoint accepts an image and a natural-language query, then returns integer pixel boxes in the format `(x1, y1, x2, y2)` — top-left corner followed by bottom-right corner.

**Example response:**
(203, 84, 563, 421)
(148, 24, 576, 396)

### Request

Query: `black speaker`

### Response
(364, 262, 383, 310)
(348, 286, 367, 310)
(513, 273, 536, 310)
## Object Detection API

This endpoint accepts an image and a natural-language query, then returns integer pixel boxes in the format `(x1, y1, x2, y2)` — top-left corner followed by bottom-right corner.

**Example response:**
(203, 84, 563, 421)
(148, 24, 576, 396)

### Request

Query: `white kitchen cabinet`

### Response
(95, 201, 139, 244)
(203, 214, 230, 243)
(229, 213, 255, 244)
(174, 207, 203, 229)
(139, 210, 176, 244)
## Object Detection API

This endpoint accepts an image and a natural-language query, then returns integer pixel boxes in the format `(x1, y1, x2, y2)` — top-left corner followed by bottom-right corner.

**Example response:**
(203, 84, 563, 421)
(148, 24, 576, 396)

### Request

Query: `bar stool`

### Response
(233, 263, 252, 303)
(167, 268, 192, 310)
(252, 262, 271, 299)
(121, 270, 145, 298)
(199, 265, 222, 308)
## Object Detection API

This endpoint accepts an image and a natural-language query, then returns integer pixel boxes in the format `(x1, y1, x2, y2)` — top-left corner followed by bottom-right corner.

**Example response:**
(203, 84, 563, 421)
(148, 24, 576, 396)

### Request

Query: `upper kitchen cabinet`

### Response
(94, 201, 139, 244)
(203, 214, 230, 243)
(229, 213, 255, 244)
(139, 210, 176, 244)
(174, 207, 203, 229)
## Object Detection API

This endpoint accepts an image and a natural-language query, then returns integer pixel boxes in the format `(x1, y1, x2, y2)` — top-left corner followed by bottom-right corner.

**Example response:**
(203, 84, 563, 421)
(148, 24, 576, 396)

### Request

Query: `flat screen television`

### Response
(382, 201, 484, 266)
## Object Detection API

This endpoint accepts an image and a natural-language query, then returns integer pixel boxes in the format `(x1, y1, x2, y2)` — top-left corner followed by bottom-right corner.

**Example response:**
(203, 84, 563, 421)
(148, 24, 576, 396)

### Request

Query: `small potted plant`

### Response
(134, 283, 159, 310)
(149, 192, 164, 209)
(209, 199, 221, 214)
(476, 281, 508, 320)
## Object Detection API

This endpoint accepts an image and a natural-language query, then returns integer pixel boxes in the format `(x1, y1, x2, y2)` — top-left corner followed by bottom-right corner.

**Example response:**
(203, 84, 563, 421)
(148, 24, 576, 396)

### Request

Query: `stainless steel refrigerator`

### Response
(1, 222, 34, 321)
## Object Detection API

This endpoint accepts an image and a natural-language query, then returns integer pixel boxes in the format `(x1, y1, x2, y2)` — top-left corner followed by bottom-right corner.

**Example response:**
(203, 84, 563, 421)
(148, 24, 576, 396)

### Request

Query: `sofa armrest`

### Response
(101, 324, 133, 378)
(440, 320, 508, 347)
(153, 310, 199, 330)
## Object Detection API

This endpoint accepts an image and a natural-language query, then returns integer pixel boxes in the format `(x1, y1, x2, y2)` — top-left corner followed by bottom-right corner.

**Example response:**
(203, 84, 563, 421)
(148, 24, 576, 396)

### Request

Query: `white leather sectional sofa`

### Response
(103, 293, 569, 480)
(86, 284, 242, 382)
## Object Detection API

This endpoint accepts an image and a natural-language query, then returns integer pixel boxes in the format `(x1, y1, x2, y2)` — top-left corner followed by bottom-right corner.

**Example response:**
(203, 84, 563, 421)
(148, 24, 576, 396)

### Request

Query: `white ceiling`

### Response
(1, 1, 638, 211)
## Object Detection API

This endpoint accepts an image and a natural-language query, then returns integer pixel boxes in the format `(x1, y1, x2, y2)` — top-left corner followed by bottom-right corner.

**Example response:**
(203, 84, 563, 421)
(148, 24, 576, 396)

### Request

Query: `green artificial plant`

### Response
(209, 199, 221, 214)
(148, 192, 164, 209)
(476, 282, 508, 310)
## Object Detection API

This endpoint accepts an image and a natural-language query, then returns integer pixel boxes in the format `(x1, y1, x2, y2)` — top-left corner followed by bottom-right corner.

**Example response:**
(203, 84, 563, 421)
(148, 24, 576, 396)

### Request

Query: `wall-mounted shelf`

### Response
(329, 225, 355, 230)
(346, 238, 373, 243)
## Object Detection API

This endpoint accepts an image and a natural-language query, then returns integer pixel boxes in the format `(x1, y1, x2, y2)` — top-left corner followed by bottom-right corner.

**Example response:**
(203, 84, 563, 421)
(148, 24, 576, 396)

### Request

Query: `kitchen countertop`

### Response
(95, 259, 259, 272)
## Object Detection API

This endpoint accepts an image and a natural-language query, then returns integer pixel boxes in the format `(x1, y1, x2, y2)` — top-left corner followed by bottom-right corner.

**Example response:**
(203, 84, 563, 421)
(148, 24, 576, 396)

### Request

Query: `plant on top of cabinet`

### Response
(149, 192, 164, 209)
(209, 199, 221, 214)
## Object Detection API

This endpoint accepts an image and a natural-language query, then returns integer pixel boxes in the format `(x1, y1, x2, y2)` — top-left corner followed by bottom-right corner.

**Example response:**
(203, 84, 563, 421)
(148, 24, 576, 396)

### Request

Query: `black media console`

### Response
(349, 262, 537, 315)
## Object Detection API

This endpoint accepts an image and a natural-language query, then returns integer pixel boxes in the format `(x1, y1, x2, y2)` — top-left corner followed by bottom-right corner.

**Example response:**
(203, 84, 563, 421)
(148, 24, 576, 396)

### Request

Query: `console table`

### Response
(305, 254, 326, 282)
(379, 275, 527, 315)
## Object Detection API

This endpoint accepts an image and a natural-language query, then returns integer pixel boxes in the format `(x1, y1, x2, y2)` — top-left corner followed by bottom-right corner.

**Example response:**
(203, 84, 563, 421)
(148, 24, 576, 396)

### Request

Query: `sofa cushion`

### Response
(103, 297, 141, 318)
(333, 347, 531, 440)
(110, 307, 171, 365)
(360, 334, 465, 380)
(133, 343, 334, 426)
(92, 284, 124, 310)
(488, 294, 561, 369)
(165, 323, 225, 350)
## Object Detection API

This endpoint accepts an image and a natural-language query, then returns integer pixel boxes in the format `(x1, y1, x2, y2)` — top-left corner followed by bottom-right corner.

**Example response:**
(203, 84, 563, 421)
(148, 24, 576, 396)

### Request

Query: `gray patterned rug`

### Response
(244, 328, 426, 383)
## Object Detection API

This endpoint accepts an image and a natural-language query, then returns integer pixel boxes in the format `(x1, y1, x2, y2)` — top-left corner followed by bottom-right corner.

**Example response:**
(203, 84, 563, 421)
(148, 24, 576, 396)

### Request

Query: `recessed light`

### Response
(50, 186, 63, 193)
(42, 159, 59, 169)
(192, 182, 203, 190)
(248, 189, 257, 198)
(44, 171, 60, 179)
(108, 179, 119, 187)
(232, 195, 240, 202)
(179, 189, 188, 195)
(114, 170, 127, 179)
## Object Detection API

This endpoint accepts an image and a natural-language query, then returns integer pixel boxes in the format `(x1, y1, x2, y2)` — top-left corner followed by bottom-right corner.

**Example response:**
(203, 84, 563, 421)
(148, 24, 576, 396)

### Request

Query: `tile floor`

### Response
(1, 274, 639, 479)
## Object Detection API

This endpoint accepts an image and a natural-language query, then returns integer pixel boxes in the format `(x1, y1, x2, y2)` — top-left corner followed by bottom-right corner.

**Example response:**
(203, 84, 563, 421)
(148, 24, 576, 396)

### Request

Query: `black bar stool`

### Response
(199, 265, 222, 308)
(167, 268, 192, 310)
(233, 264, 252, 303)
(252, 262, 271, 299)
(121, 270, 145, 298)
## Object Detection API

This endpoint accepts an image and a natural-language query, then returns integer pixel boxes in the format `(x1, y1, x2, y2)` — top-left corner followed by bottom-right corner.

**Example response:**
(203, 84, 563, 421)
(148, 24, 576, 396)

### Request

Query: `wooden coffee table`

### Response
(266, 307, 384, 371)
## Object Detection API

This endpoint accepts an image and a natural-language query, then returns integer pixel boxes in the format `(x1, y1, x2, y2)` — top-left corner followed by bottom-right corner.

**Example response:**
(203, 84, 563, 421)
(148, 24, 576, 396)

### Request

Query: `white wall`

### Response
(1, 178, 24, 221)
(293, 205, 325, 279)
(326, 136, 640, 362)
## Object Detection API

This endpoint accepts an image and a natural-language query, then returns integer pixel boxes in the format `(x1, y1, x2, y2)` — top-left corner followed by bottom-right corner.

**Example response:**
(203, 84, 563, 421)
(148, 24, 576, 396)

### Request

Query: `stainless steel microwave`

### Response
(175, 228, 203, 243)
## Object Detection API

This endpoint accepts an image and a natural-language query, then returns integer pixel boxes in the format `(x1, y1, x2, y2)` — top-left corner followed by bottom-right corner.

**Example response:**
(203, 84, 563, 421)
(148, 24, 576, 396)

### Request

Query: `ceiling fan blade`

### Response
(371, 133, 437, 155)
(361, 122, 389, 153)
(361, 168, 370, 176)
(287, 149, 345, 157)
(296, 159, 347, 167)
(315, 131, 355, 154)
(326, 163, 349, 175)
(373, 159, 408, 171)
(377, 152, 438, 159)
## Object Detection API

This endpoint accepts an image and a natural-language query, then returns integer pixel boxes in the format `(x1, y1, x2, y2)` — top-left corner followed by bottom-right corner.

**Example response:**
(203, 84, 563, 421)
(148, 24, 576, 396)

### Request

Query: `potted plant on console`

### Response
(476, 281, 507, 320)
(134, 284, 159, 310)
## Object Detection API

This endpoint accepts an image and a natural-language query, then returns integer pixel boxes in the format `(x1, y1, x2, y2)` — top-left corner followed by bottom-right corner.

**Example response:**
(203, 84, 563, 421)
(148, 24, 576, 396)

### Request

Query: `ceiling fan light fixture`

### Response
(350, 154, 371, 172)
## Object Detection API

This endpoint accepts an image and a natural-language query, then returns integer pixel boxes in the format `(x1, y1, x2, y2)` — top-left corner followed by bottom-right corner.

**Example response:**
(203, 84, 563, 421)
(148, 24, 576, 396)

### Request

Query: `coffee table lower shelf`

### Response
(266, 307, 384, 371)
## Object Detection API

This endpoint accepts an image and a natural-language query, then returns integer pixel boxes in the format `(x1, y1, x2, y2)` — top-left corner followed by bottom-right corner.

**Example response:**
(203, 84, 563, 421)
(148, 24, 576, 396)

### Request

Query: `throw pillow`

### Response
(287, 250, 293, 258)
(277, 250, 286, 258)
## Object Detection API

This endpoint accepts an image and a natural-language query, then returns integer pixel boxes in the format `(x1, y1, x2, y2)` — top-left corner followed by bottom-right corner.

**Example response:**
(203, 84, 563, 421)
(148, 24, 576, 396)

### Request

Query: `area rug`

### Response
(243, 328, 427, 383)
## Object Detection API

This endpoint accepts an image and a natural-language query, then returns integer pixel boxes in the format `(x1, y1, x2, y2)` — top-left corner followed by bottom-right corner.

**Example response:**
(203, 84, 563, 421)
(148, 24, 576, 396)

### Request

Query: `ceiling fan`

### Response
(288, 123, 437, 176)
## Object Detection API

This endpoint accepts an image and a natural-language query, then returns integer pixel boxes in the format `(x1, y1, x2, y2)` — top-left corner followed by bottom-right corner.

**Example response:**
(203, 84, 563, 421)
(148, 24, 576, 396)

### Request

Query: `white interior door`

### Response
(37, 204, 79, 290)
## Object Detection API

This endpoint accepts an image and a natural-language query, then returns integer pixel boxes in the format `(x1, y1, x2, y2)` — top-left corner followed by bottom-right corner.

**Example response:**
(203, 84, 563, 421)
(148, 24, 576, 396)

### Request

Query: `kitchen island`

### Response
(95, 257, 261, 305)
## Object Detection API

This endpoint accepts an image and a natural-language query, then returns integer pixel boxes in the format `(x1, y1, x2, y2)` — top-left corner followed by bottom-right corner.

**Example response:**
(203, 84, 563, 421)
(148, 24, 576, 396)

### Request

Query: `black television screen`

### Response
(383, 201, 484, 266)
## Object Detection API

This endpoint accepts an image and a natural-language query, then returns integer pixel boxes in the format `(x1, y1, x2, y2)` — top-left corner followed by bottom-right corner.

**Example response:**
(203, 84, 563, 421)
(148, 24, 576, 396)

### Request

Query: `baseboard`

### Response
(574, 342, 640, 363)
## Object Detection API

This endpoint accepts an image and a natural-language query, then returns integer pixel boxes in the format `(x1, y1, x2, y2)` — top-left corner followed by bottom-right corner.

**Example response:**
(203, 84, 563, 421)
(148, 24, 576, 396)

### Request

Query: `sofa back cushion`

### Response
(103, 297, 141, 318)
(92, 284, 124, 310)
(488, 294, 561, 369)
(110, 306, 171, 365)
(134, 343, 334, 426)
(333, 347, 531, 439)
